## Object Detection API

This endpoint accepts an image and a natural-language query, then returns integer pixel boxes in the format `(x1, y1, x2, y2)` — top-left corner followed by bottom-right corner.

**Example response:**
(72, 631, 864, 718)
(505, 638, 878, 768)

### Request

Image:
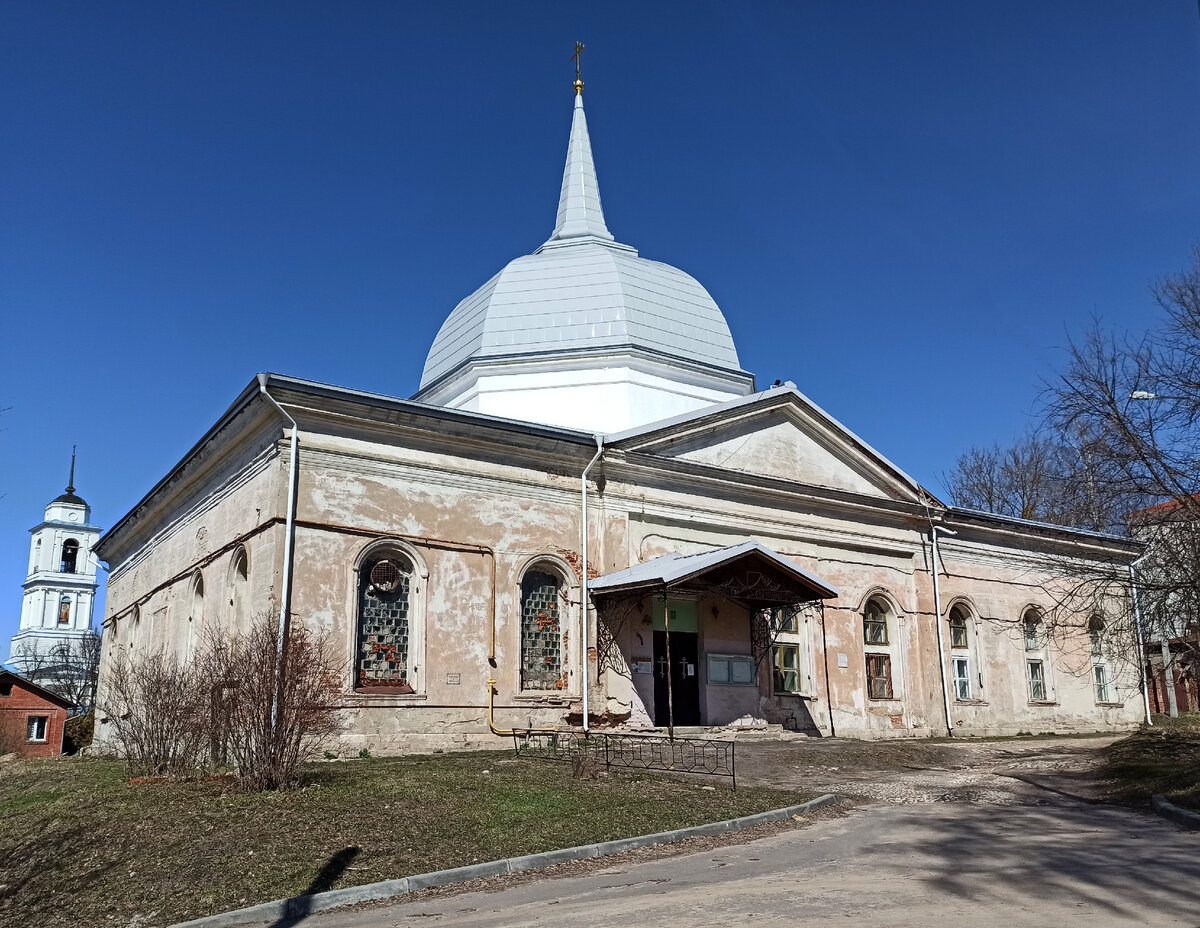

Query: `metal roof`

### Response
(419, 91, 746, 389)
(589, 540, 840, 600)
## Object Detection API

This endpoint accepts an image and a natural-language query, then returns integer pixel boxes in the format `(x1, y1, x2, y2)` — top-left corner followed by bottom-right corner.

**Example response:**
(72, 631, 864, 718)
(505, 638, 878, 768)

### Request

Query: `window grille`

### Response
(356, 556, 412, 688)
(520, 570, 563, 690)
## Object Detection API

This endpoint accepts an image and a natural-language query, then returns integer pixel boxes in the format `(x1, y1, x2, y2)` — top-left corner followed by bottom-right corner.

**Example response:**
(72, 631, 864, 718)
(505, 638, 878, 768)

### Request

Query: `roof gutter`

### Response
(580, 434, 604, 734)
(257, 374, 299, 738)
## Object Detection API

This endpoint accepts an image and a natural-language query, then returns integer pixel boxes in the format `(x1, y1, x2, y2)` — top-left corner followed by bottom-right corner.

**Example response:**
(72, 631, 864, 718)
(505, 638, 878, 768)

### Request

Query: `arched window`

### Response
(356, 552, 415, 692)
(229, 546, 250, 627)
(58, 596, 71, 625)
(1022, 607, 1051, 702)
(61, 539, 79, 573)
(1023, 609, 1043, 652)
(187, 572, 205, 658)
(948, 604, 974, 699)
(520, 566, 567, 691)
(863, 597, 894, 699)
(1089, 616, 1112, 703)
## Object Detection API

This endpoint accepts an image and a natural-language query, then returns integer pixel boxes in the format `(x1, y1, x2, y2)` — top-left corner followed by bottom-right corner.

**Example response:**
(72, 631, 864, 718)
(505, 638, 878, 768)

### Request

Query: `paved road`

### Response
(296, 792, 1198, 927)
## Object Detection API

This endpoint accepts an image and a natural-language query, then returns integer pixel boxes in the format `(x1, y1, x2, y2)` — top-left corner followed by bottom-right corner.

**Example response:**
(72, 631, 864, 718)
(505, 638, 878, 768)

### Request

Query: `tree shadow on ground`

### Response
(266, 846, 360, 928)
(869, 798, 1200, 919)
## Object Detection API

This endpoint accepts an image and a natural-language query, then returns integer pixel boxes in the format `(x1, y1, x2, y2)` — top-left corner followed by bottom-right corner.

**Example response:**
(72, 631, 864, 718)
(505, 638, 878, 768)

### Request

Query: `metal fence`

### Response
(512, 730, 737, 787)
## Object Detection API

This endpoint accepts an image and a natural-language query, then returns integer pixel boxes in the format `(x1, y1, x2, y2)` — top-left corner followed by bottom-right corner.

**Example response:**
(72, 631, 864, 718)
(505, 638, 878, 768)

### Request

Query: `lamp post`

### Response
(1127, 388, 1186, 718)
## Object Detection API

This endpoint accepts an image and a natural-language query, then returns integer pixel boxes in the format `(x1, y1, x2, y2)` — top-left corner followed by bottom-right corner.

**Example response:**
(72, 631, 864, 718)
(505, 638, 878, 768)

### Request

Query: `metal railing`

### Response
(513, 730, 736, 787)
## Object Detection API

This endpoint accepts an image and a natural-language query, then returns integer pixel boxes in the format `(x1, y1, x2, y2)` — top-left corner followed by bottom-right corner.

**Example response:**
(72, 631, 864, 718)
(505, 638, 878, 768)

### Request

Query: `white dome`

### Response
(419, 241, 744, 390)
(414, 90, 754, 431)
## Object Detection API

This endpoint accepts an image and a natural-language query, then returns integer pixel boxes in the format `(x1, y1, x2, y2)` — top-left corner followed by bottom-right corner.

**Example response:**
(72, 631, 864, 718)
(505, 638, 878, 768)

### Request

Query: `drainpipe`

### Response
(580, 434, 605, 734)
(257, 374, 299, 735)
(929, 524, 956, 737)
(1129, 555, 1155, 725)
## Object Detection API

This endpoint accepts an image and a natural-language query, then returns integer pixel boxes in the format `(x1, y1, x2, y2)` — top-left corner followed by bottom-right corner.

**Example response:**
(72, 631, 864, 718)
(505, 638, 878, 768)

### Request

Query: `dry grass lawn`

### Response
(0, 751, 811, 928)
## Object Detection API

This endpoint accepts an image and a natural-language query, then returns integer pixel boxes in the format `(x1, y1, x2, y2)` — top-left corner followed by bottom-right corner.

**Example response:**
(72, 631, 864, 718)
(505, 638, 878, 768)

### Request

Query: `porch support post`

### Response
(665, 595, 675, 742)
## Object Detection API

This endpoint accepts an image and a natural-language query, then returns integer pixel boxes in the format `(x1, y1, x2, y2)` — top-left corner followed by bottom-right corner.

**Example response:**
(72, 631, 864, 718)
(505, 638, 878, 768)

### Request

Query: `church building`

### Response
(93, 77, 1144, 752)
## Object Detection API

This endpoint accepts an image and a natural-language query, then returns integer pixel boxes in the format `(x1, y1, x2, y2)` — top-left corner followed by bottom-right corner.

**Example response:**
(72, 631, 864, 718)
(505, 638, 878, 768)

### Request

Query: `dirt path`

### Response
(734, 732, 1122, 804)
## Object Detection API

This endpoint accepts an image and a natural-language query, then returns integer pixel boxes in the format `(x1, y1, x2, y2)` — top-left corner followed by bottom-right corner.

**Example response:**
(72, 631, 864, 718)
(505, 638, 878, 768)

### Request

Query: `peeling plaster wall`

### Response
(93, 389, 1143, 756)
(94, 426, 285, 752)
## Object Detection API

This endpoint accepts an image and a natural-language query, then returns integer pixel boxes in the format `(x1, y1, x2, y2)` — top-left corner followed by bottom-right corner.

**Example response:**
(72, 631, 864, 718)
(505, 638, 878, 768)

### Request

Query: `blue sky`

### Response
(2, 2, 1198, 644)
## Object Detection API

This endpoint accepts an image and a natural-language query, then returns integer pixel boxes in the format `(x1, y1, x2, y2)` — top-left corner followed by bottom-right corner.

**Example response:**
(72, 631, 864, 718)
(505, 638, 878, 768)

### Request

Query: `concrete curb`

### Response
(1151, 794, 1200, 829)
(170, 793, 840, 928)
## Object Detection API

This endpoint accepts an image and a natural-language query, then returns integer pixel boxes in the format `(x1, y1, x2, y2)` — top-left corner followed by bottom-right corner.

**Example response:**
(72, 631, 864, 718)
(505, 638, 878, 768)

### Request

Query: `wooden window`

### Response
(772, 644, 800, 693)
(1094, 664, 1111, 703)
(949, 608, 969, 649)
(520, 569, 563, 691)
(1027, 660, 1046, 701)
(952, 657, 971, 699)
(866, 653, 893, 699)
(709, 653, 756, 686)
(1023, 613, 1042, 651)
(773, 606, 798, 634)
(26, 715, 48, 742)
(863, 601, 889, 645)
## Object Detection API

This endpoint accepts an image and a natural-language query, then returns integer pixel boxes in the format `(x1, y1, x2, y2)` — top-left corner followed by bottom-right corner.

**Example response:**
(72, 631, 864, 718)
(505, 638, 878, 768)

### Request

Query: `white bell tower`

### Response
(7, 450, 102, 679)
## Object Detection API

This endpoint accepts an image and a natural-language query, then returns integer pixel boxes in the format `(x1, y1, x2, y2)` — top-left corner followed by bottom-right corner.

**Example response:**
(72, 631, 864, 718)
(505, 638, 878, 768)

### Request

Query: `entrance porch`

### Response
(590, 541, 839, 733)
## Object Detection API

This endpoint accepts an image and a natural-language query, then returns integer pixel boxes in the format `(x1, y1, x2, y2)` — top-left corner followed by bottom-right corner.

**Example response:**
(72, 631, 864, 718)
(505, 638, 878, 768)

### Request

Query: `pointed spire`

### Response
(66, 445, 76, 495)
(545, 89, 614, 245)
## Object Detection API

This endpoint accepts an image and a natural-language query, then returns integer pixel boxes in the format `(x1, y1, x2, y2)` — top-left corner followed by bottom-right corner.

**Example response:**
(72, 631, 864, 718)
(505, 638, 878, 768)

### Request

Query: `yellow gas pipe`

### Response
(487, 677, 558, 736)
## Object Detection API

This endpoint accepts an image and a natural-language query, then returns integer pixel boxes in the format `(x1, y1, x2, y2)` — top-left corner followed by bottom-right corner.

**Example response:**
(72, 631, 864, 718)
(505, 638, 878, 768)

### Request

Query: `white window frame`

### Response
(952, 656, 971, 700)
(1089, 617, 1115, 704)
(1027, 659, 1046, 701)
(26, 715, 48, 743)
(769, 605, 817, 697)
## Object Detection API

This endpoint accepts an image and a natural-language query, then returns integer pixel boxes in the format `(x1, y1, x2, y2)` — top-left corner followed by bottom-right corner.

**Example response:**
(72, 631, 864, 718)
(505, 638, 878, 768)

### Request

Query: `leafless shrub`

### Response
(99, 612, 343, 788)
(100, 648, 210, 777)
(205, 612, 344, 792)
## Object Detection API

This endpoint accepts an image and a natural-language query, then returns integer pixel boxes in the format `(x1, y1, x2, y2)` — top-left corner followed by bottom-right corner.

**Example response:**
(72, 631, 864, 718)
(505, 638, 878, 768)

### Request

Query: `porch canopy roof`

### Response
(589, 540, 839, 605)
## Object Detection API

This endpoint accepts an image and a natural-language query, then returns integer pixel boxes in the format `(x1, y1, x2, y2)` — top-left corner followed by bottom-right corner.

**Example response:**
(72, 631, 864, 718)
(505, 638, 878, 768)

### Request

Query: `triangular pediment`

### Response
(610, 388, 930, 504)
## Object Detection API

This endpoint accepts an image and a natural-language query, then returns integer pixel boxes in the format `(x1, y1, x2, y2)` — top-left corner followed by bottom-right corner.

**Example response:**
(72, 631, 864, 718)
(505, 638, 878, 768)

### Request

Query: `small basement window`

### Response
(27, 716, 48, 742)
(707, 653, 756, 686)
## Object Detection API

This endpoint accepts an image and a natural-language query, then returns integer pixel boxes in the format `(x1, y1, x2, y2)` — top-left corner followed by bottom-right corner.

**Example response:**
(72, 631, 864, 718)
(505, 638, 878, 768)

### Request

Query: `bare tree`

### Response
(13, 632, 102, 709)
(1042, 248, 1200, 692)
(941, 428, 1129, 532)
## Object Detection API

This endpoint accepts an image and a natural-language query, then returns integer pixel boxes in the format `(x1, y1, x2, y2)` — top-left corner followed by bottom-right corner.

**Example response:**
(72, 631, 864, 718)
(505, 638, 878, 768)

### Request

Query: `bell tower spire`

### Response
(66, 445, 76, 495)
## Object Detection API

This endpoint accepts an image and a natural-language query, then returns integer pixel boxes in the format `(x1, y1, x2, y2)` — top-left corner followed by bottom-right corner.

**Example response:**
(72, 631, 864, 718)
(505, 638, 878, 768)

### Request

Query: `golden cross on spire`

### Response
(572, 41, 585, 95)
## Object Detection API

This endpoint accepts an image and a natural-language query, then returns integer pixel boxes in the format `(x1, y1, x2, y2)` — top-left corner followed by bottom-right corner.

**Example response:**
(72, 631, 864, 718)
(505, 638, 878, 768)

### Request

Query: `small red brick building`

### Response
(0, 670, 74, 758)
